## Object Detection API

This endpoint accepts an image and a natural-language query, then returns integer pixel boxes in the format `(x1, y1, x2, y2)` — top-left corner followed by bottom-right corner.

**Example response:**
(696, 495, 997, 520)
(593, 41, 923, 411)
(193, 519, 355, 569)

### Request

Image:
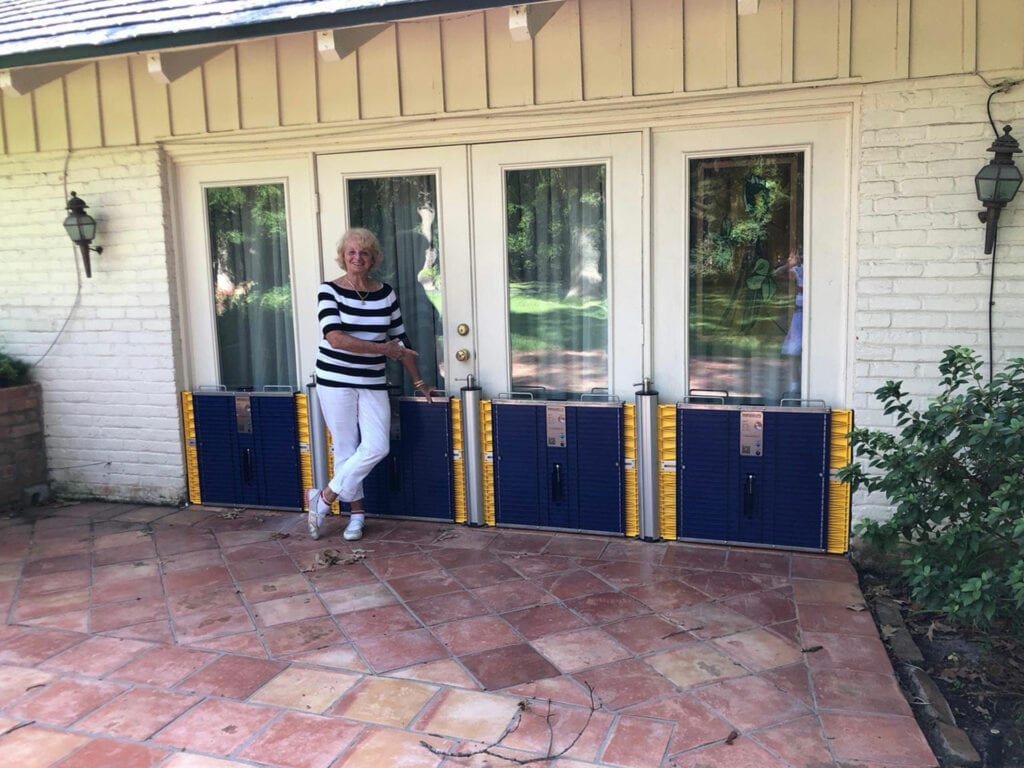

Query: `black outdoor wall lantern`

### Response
(63, 191, 103, 277)
(975, 125, 1022, 255)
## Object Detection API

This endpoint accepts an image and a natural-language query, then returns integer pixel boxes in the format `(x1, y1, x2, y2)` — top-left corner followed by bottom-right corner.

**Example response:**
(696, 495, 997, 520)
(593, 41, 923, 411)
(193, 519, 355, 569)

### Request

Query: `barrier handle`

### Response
(551, 463, 563, 503)
(744, 473, 756, 518)
(242, 448, 254, 482)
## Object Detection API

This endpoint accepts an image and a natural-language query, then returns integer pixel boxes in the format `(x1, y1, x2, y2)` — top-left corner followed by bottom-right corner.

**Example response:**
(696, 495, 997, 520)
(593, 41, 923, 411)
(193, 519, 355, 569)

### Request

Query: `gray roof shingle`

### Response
(0, 0, 511, 67)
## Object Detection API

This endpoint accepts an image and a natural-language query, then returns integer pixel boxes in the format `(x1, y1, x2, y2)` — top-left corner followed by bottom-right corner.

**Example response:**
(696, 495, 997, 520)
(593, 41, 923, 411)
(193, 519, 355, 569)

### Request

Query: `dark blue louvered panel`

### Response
(678, 407, 739, 542)
(192, 393, 245, 506)
(251, 395, 302, 510)
(399, 398, 454, 520)
(363, 440, 402, 516)
(568, 406, 624, 533)
(762, 410, 829, 549)
(493, 403, 548, 527)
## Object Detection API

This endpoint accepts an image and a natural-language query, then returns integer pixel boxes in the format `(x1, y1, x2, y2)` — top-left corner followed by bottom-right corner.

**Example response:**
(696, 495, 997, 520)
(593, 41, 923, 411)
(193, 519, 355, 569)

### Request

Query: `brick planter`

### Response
(0, 383, 47, 511)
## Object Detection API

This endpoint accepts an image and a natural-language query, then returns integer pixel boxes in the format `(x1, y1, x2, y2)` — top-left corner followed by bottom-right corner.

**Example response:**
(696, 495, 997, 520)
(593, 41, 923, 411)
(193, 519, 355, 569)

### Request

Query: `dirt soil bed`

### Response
(857, 568, 1024, 768)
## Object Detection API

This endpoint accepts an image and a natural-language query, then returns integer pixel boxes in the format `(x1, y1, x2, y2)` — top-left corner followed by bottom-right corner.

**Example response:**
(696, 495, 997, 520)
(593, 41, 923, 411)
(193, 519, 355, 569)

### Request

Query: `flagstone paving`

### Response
(0, 501, 938, 767)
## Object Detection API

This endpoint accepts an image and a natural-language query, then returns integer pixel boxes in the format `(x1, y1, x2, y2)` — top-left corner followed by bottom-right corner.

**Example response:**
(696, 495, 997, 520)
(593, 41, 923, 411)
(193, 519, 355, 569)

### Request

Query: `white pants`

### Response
(317, 386, 390, 504)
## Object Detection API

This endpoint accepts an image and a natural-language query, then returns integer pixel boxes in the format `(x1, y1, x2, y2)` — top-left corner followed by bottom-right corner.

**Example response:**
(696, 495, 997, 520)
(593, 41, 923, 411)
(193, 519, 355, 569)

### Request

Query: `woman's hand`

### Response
(413, 379, 433, 403)
(383, 339, 418, 361)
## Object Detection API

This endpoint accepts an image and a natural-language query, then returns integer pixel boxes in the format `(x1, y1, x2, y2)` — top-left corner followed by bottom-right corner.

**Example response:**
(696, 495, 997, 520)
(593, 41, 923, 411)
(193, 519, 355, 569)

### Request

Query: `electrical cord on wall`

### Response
(31, 153, 83, 369)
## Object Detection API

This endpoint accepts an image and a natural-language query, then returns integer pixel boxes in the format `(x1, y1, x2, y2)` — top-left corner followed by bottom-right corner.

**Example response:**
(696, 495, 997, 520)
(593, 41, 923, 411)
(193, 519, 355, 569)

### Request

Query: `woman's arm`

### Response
(324, 329, 404, 358)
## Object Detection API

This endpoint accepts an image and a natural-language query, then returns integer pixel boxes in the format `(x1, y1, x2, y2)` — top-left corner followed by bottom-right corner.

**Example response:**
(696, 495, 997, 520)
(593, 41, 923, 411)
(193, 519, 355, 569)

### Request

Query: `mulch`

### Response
(857, 567, 1024, 768)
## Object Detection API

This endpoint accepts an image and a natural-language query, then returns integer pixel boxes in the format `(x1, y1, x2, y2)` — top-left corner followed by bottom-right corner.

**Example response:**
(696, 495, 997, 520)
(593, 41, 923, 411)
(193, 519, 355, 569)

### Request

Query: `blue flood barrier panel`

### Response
(676, 405, 830, 551)
(192, 392, 302, 510)
(677, 408, 740, 542)
(363, 397, 455, 520)
(193, 394, 246, 506)
(569, 406, 625, 534)
(251, 395, 303, 510)
(761, 410, 829, 550)
(493, 401, 624, 533)
(492, 402, 549, 527)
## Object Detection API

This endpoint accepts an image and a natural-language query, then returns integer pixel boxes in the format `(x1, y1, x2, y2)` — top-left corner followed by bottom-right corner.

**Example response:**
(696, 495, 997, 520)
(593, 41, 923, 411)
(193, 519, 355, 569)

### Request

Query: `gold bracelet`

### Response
(413, 379, 425, 389)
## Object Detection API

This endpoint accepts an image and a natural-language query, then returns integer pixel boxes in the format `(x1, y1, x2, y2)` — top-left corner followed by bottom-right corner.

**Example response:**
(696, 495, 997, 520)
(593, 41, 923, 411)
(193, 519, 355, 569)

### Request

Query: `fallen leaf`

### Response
(846, 603, 867, 612)
(879, 625, 899, 640)
(801, 645, 824, 653)
(725, 730, 739, 745)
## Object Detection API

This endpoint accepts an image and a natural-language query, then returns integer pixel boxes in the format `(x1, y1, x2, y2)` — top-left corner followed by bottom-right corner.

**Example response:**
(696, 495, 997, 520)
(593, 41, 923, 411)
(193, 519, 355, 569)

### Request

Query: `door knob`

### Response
(455, 349, 471, 362)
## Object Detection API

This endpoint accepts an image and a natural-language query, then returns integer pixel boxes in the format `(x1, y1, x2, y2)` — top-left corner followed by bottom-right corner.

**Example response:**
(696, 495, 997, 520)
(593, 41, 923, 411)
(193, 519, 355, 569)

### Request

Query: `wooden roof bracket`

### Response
(508, 2, 564, 42)
(0, 62, 84, 96)
(316, 24, 391, 61)
(146, 45, 232, 83)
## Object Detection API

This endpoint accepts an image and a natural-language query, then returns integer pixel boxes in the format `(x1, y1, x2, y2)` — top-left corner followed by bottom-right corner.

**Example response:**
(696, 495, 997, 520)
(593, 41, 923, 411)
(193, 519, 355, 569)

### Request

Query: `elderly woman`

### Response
(307, 227, 431, 541)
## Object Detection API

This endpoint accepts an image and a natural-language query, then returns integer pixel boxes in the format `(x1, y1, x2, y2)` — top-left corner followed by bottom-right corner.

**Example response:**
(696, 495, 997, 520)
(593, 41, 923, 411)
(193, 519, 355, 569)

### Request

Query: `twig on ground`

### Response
(419, 682, 600, 764)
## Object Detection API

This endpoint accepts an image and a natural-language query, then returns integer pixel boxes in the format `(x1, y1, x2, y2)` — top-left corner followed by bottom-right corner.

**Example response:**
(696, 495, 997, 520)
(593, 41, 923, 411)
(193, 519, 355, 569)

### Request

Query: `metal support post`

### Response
(461, 375, 486, 526)
(305, 381, 330, 491)
(635, 377, 661, 541)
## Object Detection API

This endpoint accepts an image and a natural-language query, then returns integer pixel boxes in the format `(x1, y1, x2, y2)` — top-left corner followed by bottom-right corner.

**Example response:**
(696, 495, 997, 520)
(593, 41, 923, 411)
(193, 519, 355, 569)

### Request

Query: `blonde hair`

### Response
(336, 227, 382, 270)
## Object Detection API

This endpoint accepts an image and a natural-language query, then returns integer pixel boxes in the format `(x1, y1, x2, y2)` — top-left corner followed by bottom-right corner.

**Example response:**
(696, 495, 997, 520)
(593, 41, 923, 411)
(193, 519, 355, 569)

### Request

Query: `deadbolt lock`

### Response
(456, 323, 470, 336)
(455, 349, 471, 362)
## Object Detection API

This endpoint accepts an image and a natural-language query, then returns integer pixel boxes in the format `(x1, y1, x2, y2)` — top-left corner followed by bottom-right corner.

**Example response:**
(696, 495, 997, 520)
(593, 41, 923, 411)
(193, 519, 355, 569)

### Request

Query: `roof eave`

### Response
(0, 0, 520, 69)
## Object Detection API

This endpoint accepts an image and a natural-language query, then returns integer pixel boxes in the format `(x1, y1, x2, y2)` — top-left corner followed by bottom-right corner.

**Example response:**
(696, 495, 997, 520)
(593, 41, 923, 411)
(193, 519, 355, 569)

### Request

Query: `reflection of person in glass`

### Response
(307, 228, 432, 542)
(777, 250, 803, 394)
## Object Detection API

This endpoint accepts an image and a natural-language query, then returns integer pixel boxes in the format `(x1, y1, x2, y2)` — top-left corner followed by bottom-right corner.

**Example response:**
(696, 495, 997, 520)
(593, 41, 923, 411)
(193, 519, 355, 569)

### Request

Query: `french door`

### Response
(316, 133, 643, 400)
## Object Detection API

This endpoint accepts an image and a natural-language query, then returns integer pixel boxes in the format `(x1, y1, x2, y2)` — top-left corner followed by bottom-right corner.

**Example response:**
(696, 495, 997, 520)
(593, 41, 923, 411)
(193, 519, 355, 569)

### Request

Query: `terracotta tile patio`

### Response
(0, 501, 938, 767)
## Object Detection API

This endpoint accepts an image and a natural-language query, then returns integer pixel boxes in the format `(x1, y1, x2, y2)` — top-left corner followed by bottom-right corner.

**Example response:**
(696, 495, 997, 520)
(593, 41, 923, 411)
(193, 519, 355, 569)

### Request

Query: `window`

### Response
(205, 183, 297, 390)
(346, 175, 444, 394)
(505, 164, 609, 399)
(687, 153, 804, 404)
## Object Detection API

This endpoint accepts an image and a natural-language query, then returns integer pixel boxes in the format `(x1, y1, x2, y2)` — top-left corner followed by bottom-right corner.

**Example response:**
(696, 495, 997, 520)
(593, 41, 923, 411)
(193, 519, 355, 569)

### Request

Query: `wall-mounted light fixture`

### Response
(62, 191, 103, 277)
(975, 125, 1022, 255)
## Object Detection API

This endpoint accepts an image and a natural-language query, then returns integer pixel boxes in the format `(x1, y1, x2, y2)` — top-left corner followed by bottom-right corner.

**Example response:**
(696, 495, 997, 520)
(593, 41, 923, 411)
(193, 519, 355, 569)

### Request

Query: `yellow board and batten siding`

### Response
(2, 0, 1020, 155)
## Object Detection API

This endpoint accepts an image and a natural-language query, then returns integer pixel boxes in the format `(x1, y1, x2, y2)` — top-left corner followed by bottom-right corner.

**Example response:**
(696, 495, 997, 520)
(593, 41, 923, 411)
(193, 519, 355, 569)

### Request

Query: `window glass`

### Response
(505, 165, 608, 399)
(206, 184, 296, 390)
(688, 153, 804, 404)
(347, 175, 443, 395)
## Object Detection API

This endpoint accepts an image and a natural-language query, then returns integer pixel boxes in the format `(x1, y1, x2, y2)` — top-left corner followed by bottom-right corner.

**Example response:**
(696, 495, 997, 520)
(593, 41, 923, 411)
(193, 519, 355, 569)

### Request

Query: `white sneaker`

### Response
(306, 489, 330, 540)
(343, 515, 364, 541)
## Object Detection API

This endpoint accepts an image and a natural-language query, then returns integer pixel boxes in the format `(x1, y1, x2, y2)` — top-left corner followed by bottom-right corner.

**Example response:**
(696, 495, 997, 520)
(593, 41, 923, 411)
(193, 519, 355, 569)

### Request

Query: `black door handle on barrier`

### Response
(242, 448, 254, 482)
(551, 463, 563, 503)
(744, 473, 756, 518)
(390, 455, 401, 490)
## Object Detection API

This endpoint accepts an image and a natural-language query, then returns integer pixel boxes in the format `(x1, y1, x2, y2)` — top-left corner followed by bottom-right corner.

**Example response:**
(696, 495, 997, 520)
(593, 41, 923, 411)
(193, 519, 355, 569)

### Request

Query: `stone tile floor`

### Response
(0, 501, 938, 767)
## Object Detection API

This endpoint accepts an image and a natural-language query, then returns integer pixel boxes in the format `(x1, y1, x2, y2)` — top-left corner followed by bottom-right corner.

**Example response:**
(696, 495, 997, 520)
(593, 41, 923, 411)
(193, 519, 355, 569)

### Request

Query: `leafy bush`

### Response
(0, 351, 32, 388)
(839, 346, 1024, 628)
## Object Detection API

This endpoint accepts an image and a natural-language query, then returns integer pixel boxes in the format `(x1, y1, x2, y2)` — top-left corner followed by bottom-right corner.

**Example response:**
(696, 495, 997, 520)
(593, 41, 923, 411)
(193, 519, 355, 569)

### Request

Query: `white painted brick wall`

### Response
(852, 74, 1024, 522)
(0, 147, 185, 504)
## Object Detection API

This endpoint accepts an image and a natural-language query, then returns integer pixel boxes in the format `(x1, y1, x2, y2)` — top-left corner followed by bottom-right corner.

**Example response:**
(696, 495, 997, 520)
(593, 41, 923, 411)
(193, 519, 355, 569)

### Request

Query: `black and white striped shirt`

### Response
(314, 281, 408, 389)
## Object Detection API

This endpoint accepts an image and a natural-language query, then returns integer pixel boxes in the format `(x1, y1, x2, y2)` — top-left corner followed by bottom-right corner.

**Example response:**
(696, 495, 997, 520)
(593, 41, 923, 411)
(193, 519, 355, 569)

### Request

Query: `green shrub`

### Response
(839, 346, 1024, 628)
(0, 351, 32, 388)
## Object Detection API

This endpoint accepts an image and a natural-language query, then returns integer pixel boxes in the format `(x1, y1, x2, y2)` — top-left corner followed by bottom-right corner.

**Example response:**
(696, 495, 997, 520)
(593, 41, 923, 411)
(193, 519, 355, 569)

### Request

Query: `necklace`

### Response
(344, 277, 370, 304)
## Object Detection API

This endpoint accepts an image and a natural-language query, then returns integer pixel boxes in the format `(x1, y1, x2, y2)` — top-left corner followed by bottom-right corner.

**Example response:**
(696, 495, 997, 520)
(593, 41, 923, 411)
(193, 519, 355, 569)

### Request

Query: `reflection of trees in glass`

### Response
(688, 154, 804, 404)
(689, 154, 802, 342)
(507, 166, 606, 300)
(347, 176, 443, 393)
(505, 165, 608, 397)
(206, 184, 295, 390)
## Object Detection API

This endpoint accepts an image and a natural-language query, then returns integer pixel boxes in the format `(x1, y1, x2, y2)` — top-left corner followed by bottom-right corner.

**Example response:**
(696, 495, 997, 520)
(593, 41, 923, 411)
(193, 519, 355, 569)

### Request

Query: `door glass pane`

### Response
(347, 176, 443, 395)
(688, 153, 804, 404)
(506, 165, 608, 399)
(206, 184, 296, 390)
